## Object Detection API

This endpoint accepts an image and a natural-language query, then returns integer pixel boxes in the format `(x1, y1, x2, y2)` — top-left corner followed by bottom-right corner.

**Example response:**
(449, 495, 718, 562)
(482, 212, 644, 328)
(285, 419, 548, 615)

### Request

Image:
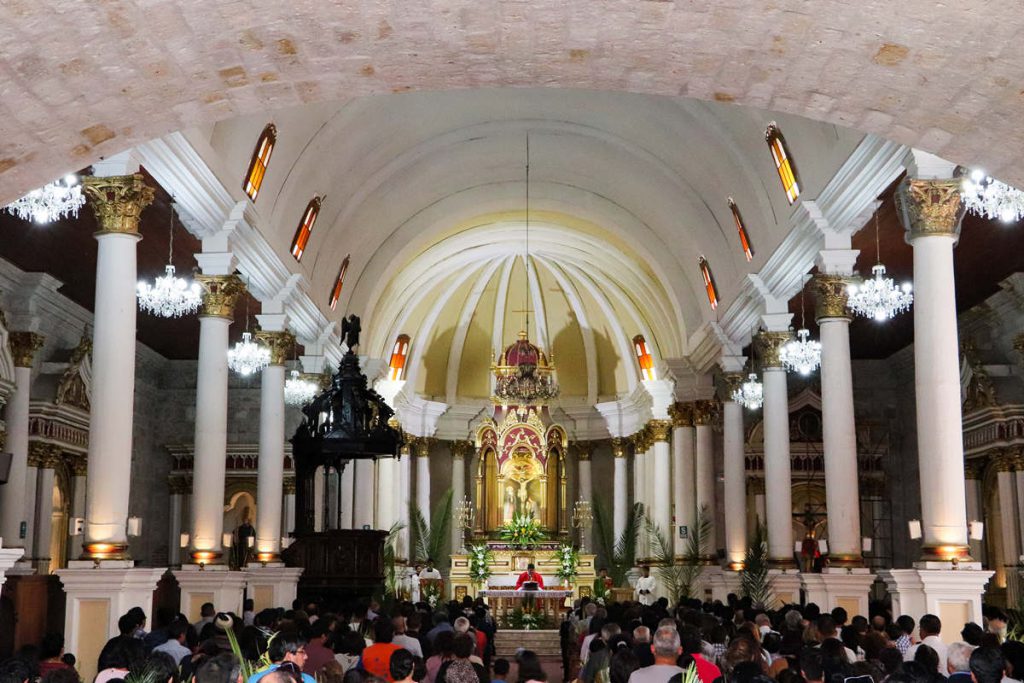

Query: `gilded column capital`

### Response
(994, 450, 1018, 473)
(722, 373, 745, 401)
(82, 174, 155, 236)
(963, 459, 983, 480)
(647, 419, 672, 442)
(631, 427, 651, 452)
(756, 330, 793, 368)
(168, 477, 191, 495)
(197, 274, 246, 319)
(412, 436, 434, 458)
(611, 437, 628, 458)
(28, 441, 59, 468)
(71, 456, 88, 477)
(812, 273, 851, 322)
(399, 439, 413, 457)
(283, 478, 296, 495)
(9, 331, 45, 368)
(254, 330, 295, 366)
(575, 441, 595, 462)
(748, 478, 765, 495)
(692, 400, 717, 426)
(450, 440, 473, 459)
(895, 177, 966, 242)
(0, 430, 6, 452)
(669, 402, 693, 428)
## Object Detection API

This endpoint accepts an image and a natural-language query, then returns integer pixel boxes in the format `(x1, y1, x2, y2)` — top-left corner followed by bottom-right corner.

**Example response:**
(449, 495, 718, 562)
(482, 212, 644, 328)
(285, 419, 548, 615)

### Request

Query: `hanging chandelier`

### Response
(732, 373, 763, 410)
(227, 280, 270, 376)
(780, 289, 821, 375)
(961, 169, 1024, 223)
(5, 174, 86, 224)
(847, 208, 913, 321)
(137, 201, 202, 318)
(284, 369, 320, 407)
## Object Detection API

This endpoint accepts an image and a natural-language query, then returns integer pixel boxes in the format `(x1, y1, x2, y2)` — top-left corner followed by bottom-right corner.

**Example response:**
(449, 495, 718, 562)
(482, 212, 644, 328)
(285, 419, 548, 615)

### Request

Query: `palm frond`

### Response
(427, 488, 455, 563)
(592, 496, 617, 570)
(410, 499, 430, 563)
(644, 512, 684, 602)
(615, 502, 644, 570)
(678, 505, 712, 599)
(740, 522, 774, 609)
(382, 520, 406, 597)
(592, 499, 643, 586)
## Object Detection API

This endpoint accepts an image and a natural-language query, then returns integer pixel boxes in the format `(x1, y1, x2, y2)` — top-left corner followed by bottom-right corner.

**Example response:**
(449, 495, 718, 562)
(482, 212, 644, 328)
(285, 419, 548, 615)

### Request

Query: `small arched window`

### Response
(388, 334, 411, 381)
(632, 335, 656, 381)
(328, 256, 350, 311)
(243, 123, 277, 202)
(728, 197, 754, 262)
(698, 256, 719, 310)
(290, 196, 322, 261)
(765, 122, 800, 204)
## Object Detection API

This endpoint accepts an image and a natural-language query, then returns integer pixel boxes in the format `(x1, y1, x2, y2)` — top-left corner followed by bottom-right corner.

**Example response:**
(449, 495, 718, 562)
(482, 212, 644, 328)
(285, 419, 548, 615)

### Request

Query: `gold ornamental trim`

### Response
(757, 330, 792, 368)
(692, 400, 716, 426)
(412, 436, 434, 458)
(168, 477, 191, 495)
(28, 441, 60, 468)
(575, 441, 595, 462)
(963, 459, 983, 480)
(722, 373, 745, 399)
(647, 419, 672, 442)
(283, 478, 296, 495)
(669, 402, 693, 428)
(611, 437, 628, 459)
(632, 427, 651, 452)
(748, 478, 766, 495)
(197, 274, 246, 319)
(254, 330, 295, 366)
(812, 273, 851, 321)
(71, 456, 88, 477)
(895, 178, 966, 242)
(993, 450, 1017, 473)
(83, 174, 155, 236)
(9, 331, 45, 368)
(450, 439, 474, 459)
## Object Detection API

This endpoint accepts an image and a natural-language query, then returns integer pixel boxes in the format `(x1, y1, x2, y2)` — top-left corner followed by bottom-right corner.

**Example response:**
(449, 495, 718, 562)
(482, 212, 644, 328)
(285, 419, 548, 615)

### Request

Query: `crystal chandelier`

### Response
(227, 282, 270, 376)
(961, 169, 1024, 223)
(284, 369, 319, 407)
(5, 174, 86, 224)
(732, 373, 763, 410)
(137, 201, 202, 318)
(847, 208, 913, 321)
(780, 290, 821, 375)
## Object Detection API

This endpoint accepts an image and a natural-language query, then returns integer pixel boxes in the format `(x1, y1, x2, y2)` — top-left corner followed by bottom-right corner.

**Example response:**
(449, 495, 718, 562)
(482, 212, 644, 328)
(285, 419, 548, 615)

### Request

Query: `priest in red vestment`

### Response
(515, 563, 545, 590)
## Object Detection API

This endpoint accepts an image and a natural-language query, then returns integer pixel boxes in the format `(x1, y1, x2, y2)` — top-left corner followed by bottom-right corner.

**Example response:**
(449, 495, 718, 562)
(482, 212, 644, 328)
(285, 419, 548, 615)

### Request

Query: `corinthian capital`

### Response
(450, 440, 474, 459)
(895, 178, 966, 242)
(647, 420, 672, 442)
(197, 274, 246, 319)
(756, 330, 793, 368)
(692, 400, 717, 426)
(9, 331, 45, 368)
(83, 174, 155, 235)
(669, 402, 693, 428)
(812, 274, 851, 321)
(254, 330, 295, 366)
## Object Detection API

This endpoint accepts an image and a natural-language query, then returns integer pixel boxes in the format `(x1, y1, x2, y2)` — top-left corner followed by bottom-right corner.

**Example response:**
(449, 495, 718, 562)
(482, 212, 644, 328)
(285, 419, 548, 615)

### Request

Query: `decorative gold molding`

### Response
(254, 330, 295, 366)
(632, 427, 651, 452)
(197, 274, 246, 319)
(9, 331, 45, 368)
(812, 273, 851, 321)
(722, 373, 745, 401)
(895, 178, 966, 241)
(82, 174, 155, 236)
(28, 441, 60, 468)
(71, 456, 88, 477)
(692, 400, 716, 426)
(648, 420, 672, 442)
(412, 436, 434, 458)
(993, 450, 1018, 473)
(575, 441, 594, 462)
(283, 478, 296, 495)
(611, 437, 628, 458)
(669, 402, 693, 428)
(168, 477, 191, 495)
(756, 330, 792, 368)
(963, 459, 983, 480)
(748, 478, 765, 495)
(450, 439, 473, 459)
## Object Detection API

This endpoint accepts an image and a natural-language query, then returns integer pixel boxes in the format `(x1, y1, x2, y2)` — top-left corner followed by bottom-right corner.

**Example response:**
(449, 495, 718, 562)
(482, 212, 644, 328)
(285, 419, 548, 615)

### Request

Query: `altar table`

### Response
(479, 589, 574, 626)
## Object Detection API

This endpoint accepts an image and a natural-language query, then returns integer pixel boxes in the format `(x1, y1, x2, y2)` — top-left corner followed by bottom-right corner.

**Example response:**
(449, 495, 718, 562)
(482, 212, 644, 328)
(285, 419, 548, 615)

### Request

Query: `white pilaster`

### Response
(997, 465, 1021, 603)
(172, 565, 247, 621)
(245, 566, 303, 611)
(577, 447, 593, 551)
(0, 363, 33, 552)
(722, 397, 747, 570)
(671, 414, 695, 558)
(613, 440, 628, 541)
(254, 323, 288, 563)
(650, 423, 672, 546)
(377, 456, 398, 533)
(353, 460, 375, 529)
(451, 442, 468, 553)
(800, 569, 875, 617)
(32, 464, 55, 572)
(168, 491, 184, 566)
(0, 545, 25, 587)
(878, 568, 993, 626)
(762, 364, 795, 566)
(398, 450, 411, 560)
(71, 472, 87, 560)
(415, 441, 431, 526)
(694, 407, 717, 561)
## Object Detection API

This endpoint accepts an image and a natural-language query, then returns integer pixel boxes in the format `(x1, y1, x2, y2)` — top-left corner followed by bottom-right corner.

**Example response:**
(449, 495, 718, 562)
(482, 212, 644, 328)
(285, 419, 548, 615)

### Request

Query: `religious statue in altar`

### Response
(472, 330, 569, 537)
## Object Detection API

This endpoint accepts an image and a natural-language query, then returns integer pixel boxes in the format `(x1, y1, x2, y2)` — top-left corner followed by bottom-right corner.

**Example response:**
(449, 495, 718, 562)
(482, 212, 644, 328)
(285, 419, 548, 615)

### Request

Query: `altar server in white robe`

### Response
(634, 565, 656, 606)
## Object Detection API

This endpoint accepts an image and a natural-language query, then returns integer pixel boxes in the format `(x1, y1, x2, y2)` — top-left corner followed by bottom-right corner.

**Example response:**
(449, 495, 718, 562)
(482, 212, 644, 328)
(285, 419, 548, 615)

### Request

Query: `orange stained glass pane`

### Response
(329, 256, 350, 311)
(728, 198, 754, 262)
(388, 334, 411, 381)
(765, 123, 800, 204)
(244, 124, 277, 201)
(699, 256, 719, 310)
(290, 197, 322, 261)
(632, 334, 656, 381)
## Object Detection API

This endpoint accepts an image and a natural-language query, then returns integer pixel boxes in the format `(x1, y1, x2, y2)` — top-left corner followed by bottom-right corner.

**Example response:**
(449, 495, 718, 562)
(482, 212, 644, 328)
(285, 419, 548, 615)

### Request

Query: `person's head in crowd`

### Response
(99, 636, 146, 672)
(987, 609, 1009, 635)
(633, 625, 651, 643)
(730, 662, 764, 683)
(335, 630, 366, 657)
(862, 631, 889, 662)
(200, 603, 216, 619)
(243, 599, 255, 614)
(680, 627, 704, 656)
(960, 623, 985, 647)
(947, 642, 976, 676)
(453, 616, 470, 634)
(1001, 641, 1024, 680)
(919, 614, 942, 640)
(433, 631, 456, 658)
(590, 639, 607, 655)
(897, 615, 916, 638)
(452, 633, 474, 660)
(970, 647, 1006, 683)
(651, 626, 682, 665)
(601, 623, 621, 642)
(831, 607, 848, 627)
(761, 632, 782, 657)
(885, 623, 903, 644)
(268, 634, 308, 668)
(406, 613, 421, 634)
(841, 624, 861, 652)
(131, 652, 179, 683)
(167, 620, 189, 645)
(721, 635, 761, 676)
(871, 615, 887, 632)
(849, 661, 883, 683)
(800, 648, 825, 683)
(372, 619, 394, 644)
(852, 616, 870, 634)
(914, 644, 940, 674)
(391, 616, 407, 635)
(610, 648, 639, 683)
(41, 668, 80, 683)
(783, 610, 803, 632)
(816, 615, 838, 640)
(59, 655, 75, 669)
(0, 659, 31, 683)
(516, 650, 547, 683)
(878, 648, 904, 677)
(40, 634, 64, 661)
(493, 658, 511, 682)
(309, 620, 329, 643)
(388, 649, 415, 683)
(776, 669, 804, 683)
(195, 654, 240, 683)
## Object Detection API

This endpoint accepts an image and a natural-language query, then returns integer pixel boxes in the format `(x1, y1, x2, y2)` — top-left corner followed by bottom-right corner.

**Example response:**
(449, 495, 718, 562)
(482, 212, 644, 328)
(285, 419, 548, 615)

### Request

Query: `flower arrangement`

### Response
(499, 511, 546, 548)
(508, 606, 552, 630)
(555, 543, 580, 584)
(468, 543, 493, 586)
(422, 580, 443, 608)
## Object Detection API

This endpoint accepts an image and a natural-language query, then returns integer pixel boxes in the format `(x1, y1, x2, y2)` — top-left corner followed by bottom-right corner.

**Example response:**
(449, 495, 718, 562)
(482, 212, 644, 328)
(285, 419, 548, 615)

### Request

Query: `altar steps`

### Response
(494, 629, 562, 657)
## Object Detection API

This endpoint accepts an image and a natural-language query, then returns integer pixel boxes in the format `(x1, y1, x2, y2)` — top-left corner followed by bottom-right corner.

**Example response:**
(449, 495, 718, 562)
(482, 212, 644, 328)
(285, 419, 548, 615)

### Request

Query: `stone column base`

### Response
(0, 547, 26, 587)
(877, 566, 993, 624)
(701, 566, 742, 603)
(768, 569, 802, 607)
(800, 568, 875, 616)
(245, 564, 303, 612)
(173, 565, 247, 621)
(57, 562, 166, 683)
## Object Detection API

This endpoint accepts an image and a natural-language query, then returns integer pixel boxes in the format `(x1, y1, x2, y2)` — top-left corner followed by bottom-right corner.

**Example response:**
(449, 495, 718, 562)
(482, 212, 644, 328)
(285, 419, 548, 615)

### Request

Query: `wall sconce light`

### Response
(861, 537, 873, 553)
(179, 533, 190, 548)
(908, 519, 922, 540)
(222, 533, 233, 549)
(127, 517, 142, 537)
(969, 520, 984, 540)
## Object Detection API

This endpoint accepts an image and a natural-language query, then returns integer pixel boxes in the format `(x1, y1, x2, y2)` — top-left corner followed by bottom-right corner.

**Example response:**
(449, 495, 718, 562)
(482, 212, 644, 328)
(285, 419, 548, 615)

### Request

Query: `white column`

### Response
(451, 441, 469, 554)
(633, 436, 647, 558)
(188, 269, 244, 564)
(339, 465, 354, 529)
(814, 274, 863, 565)
(397, 445, 411, 560)
(577, 444, 593, 551)
(650, 421, 673, 545)
(996, 458, 1020, 597)
(671, 406, 695, 558)
(23, 464, 38, 557)
(377, 457, 398, 533)
(897, 177, 971, 560)
(282, 480, 296, 538)
(759, 329, 795, 567)
(964, 466, 984, 563)
(253, 328, 292, 564)
(353, 460, 376, 529)
(32, 455, 56, 571)
(612, 439, 628, 542)
(694, 403, 718, 561)
(1, 341, 42, 553)
(722, 391, 747, 570)
(414, 439, 432, 527)
(168, 486, 184, 567)
(81, 175, 153, 560)
(71, 465, 87, 561)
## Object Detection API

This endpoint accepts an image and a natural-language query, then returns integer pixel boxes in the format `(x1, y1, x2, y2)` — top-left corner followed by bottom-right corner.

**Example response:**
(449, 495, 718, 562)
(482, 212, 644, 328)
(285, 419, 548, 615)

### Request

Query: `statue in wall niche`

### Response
(230, 507, 256, 569)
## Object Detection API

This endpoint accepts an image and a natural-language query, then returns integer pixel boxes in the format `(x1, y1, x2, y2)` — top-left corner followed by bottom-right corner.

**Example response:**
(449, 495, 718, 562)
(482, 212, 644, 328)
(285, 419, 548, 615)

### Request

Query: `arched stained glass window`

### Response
(387, 334, 411, 381)
(328, 256, 350, 311)
(290, 196, 322, 261)
(765, 122, 800, 204)
(243, 123, 277, 202)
